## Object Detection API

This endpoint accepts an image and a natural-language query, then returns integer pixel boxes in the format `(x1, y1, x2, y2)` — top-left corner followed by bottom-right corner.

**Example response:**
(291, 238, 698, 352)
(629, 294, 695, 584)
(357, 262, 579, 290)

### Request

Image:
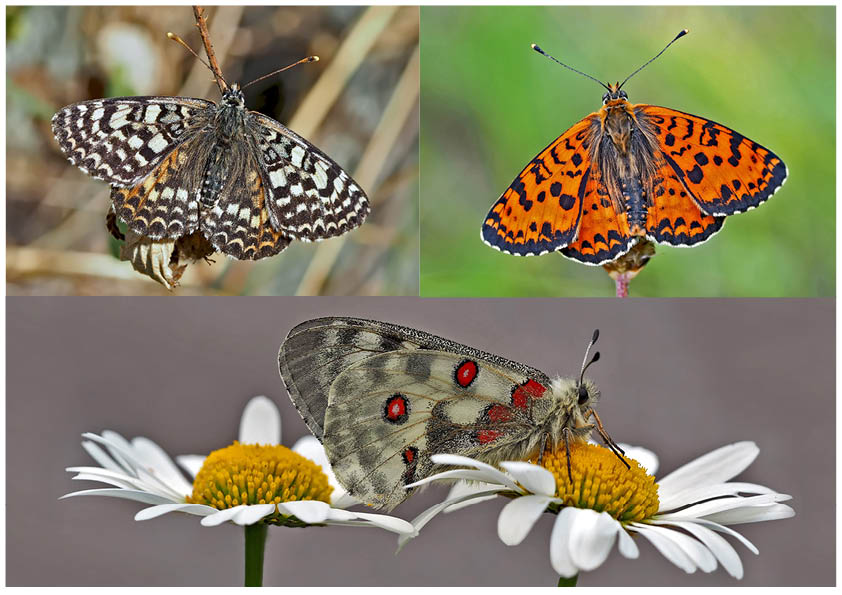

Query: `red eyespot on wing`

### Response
(487, 404, 512, 423)
(477, 429, 503, 444)
(402, 446, 418, 465)
(383, 394, 410, 425)
(455, 360, 478, 388)
(511, 379, 546, 409)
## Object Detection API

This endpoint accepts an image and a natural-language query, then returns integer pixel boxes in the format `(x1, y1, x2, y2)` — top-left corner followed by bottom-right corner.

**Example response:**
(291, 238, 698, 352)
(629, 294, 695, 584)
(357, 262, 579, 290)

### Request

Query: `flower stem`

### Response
(244, 524, 268, 587)
(557, 574, 579, 587)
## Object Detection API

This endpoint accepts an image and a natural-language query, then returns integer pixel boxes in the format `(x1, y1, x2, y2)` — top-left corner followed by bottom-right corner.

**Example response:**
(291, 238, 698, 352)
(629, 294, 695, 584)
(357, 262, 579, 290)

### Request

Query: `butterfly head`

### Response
(601, 84, 629, 105)
(221, 84, 246, 108)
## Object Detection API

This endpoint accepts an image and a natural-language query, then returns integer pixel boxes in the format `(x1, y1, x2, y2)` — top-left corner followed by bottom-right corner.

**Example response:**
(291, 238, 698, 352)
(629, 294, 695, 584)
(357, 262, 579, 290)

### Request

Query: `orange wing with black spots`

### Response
(561, 169, 633, 264)
(481, 116, 595, 255)
(645, 155, 724, 245)
(640, 105, 787, 216)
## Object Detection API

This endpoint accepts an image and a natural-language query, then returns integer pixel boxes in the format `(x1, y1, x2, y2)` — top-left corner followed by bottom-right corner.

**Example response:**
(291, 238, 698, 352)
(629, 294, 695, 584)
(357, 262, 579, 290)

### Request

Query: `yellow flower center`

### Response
(186, 442, 333, 513)
(539, 442, 659, 523)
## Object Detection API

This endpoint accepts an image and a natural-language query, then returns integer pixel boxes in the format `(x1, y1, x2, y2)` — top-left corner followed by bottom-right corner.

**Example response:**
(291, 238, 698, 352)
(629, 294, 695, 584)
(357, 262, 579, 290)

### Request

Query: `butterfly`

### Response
(278, 317, 627, 511)
(52, 57, 369, 261)
(482, 30, 787, 265)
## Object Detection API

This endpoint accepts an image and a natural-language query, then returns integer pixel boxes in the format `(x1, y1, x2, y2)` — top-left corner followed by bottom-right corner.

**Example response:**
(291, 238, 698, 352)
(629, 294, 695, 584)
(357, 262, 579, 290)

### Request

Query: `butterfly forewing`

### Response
(640, 105, 788, 216)
(482, 117, 594, 256)
(253, 114, 370, 242)
(51, 97, 212, 187)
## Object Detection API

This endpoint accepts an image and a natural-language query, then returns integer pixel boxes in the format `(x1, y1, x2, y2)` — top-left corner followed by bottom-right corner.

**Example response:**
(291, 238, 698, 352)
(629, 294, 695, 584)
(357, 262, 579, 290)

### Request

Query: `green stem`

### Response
(244, 523, 268, 587)
(557, 574, 579, 587)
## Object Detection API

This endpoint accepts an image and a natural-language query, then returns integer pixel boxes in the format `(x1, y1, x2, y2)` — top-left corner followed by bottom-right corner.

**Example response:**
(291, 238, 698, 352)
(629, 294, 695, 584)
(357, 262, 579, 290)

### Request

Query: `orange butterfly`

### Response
(482, 30, 787, 265)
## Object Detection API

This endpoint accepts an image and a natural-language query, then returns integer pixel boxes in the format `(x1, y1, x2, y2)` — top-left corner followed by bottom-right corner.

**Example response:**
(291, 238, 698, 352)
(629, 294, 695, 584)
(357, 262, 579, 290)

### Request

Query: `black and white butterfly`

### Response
(52, 75, 368, 260)
(278, 317, 627, 511)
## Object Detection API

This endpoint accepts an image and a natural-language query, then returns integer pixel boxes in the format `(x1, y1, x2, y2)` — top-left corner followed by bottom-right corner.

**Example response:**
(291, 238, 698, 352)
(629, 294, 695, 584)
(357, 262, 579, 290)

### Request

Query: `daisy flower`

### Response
(402, 441, 793, 584)
(63, 395, 415, 585)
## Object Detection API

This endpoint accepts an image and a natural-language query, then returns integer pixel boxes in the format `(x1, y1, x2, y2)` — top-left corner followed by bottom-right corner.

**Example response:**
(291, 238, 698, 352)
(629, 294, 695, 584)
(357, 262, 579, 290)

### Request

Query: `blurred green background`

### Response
(420, 6, 834, 297)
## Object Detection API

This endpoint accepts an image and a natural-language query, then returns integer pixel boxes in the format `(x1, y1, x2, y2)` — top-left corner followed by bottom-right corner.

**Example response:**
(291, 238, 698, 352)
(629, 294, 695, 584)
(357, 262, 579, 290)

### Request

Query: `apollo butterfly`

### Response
(278, 317, 626, 511)
(482, 30, 787, 265)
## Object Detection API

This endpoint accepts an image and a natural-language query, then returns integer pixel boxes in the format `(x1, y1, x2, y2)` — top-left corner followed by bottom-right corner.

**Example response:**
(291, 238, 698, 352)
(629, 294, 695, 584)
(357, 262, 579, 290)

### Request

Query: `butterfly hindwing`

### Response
(561, 169, 633, 264)
(323, 349, 547, 510)
(482, 117, 595, 256)
(645, 155, 725, 246)
(641, 105, 788, 216)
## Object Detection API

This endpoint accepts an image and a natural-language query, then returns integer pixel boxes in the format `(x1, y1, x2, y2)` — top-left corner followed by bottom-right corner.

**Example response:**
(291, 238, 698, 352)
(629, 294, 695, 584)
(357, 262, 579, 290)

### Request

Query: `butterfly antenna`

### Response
(241, 56, 320, 91)
(619, 28, 689, 90)
(531, 44, 610, 92)
(167, 32, 228, 88)
(578, 329, 600, 385)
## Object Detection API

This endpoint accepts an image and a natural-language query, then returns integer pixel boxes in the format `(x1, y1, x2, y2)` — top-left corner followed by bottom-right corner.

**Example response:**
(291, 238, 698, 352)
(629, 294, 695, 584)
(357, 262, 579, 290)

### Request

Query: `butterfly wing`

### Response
(645, 154, 725, 246)
(251, 114, 370, 242)
(52, 97, 212, 188)
(639, 105, 787, 216)
(324, 350, 549, 510)
(278, 317, 552, 510)
(482, 116, 596, 255)
(560, 168, 633, 264)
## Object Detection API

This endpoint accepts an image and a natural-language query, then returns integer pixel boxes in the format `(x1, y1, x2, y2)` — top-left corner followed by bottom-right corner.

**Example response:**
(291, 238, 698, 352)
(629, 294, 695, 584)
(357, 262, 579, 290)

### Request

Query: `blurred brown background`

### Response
(6, 297, 833, 586)
(7, 6, 419, 295)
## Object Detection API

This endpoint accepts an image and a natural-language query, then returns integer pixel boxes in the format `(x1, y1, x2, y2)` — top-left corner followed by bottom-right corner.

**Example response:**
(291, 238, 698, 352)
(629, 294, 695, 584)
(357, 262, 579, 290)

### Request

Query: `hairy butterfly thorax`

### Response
(483, 30, 787, 266)
(51, 34, 369, 264)
(279, 319, 627, 511)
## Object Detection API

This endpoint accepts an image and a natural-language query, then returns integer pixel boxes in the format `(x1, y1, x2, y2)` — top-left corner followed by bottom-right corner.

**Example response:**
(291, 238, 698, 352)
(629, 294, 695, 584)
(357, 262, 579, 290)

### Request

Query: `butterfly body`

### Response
(483, 46, 787, 266)
(279, 317, 609, 511)
(52, 82, 369, 260)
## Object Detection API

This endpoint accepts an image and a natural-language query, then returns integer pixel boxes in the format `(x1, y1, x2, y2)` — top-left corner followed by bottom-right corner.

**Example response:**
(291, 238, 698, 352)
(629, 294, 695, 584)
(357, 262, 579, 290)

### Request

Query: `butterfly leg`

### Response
(106, 205, 125, 241)
(537, 433, 552, 466)
(586, 408, 630, 470)
(561, 427, 573, 482)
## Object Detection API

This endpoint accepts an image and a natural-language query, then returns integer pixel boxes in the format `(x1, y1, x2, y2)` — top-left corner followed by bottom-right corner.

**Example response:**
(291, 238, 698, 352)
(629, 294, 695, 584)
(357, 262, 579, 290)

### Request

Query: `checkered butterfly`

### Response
(52, 76, 369, 260)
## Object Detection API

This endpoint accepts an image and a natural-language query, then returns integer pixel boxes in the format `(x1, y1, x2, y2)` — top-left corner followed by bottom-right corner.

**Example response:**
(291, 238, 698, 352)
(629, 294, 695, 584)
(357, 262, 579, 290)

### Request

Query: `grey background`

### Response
(6, 297, 834, 586)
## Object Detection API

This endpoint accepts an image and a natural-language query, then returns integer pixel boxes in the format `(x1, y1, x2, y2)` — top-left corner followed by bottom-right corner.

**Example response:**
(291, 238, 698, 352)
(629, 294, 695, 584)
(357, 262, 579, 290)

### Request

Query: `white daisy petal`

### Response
(175, 454, 206, 479)
(97, 431, 136, 472)
(649, 524, 718, 573)
(568, 509, 621, 572)
(498, 495, 556, 545)
(430, 454, 515, 479)
(135, 503, 217, 520)
(657, 442, 758, 496)
(60, 488, 173, 505)
(346, 512, 416, 535)
(443, 480, 506, 512)
(658, 494, 790, 521)
(500, 461, 556, 496)
(80, 440, 123, 473)
(201, 505, 250, 527)
(658, 481, 777, 512)
(656, 520, 744, 579)
(692, 519, 759, 554)
(549, 507, 580, 578)
(398, 488, 505, 552)
(617, 443, 658, 475)
(277, 501, 330, 524)
(406, 469, 520, 492)
(132, 437, 194, 496)
(238, 396, 281, 445)
(704, 502, 795, 525)
(232, 504, 276, 525)
(630, 523, 698, 573)
(617, 526, 640, 559)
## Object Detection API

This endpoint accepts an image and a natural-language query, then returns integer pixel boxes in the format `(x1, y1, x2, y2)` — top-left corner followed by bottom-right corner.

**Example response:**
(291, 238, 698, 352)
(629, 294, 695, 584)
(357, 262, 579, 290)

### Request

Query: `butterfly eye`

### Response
(577, 384, 589, 405)
(619, 90, 628, 99)
(601, 92, 609, 104)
